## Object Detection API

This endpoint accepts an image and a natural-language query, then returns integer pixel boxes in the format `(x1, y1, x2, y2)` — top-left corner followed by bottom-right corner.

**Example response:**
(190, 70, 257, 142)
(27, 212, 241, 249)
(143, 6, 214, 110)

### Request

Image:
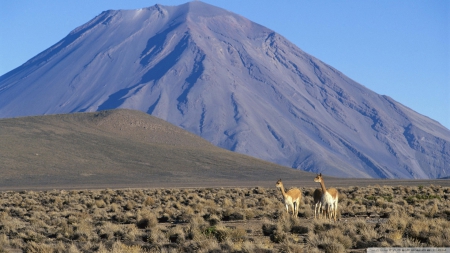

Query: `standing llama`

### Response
(314, 173, 339, 221)
(275, 179, 302, 218)
(313, 188, 323, 219)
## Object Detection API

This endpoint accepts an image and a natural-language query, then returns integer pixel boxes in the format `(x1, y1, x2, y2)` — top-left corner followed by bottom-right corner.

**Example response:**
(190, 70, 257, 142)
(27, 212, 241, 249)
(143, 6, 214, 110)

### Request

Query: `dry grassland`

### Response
(1, 184, 450, 252)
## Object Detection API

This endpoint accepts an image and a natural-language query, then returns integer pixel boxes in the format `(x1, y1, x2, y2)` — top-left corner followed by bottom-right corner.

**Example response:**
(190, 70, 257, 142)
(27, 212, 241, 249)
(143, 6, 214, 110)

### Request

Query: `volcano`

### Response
(0, 1, 448, 178)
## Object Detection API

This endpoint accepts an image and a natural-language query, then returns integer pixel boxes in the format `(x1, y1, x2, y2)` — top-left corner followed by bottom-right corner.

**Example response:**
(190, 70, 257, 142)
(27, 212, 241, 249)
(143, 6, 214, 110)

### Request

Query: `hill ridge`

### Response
(0, 109, 315, 189)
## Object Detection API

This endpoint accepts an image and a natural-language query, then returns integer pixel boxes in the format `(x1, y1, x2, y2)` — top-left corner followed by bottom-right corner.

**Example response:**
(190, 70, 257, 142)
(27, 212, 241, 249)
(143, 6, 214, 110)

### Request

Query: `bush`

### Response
(136, 209, 158, 229)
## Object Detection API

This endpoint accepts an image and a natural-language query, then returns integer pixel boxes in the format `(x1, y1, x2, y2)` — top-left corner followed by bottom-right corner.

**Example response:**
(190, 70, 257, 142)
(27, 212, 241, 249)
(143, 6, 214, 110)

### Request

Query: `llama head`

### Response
(275, 179, 283, 188)
(314, 173, 323, 183)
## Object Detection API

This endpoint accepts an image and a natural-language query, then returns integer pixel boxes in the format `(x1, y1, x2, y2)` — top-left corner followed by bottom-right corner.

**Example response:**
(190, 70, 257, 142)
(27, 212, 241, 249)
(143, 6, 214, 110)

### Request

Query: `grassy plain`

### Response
(1, 184, 450, 252)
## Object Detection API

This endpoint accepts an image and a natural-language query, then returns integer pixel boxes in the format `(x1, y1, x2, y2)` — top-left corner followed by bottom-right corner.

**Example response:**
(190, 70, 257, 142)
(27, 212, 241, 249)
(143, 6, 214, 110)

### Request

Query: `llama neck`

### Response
(319, 180, 327, 194)
(278, 185, 287, 199)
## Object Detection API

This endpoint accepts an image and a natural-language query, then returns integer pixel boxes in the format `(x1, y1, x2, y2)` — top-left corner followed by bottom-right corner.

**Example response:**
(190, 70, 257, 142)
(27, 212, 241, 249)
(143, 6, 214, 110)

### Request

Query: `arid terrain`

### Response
(1, 109, 449, 252)
(1, 183, 450, 252)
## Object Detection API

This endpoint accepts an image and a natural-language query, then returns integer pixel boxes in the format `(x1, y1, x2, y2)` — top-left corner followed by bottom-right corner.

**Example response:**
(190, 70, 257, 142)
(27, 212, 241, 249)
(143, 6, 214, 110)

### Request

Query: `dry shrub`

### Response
(258, 196, 273, 207)
(121, 224, 141, 241)
(67, 243, 82, 253)
(307, 231, 343, 253)
(322, 241, 345, 253)
(109, 203, 121, 213)
(110, 241, 143, 253)
(57, 219, 75, 239)
(222, 198, 233, 208)
(312, 218, 337, 234)
(356, 228, 379, 248)
(206, 214, 221, 226)
(338, 192, 347, 202)
(401, 237, 422, 247)
(186, 216, 210, 242)
(244, 198, 257, 208)
(405, 217, 450, 246)
(178, 205, 195, 222)
(203, 199, 216, 208)
(222, 208, 245, 221)
(97, 222, 121, 240)
(323, 228, 352, 249)
(276, 210, 294, 232)
(144, 196, 155, 206)
(338, 199, 354, 216)
(269, 223, 288, 243)
(25, 241, 58, 253)
(136, 209, 158, 229)
(168, 225, 186, 243)
(0, 215, 26, 234)
(243, 208, 256, 220)
(352, 203, 366, 215)
(426, 201, 438, 217)
(385, 210, 409, 232)
(112, 212, 127, 223)
(240, 241, 255, 253)
(220, 238, 236, 252)
(147, 227, 167, 244)
(228, 227, 247, 243)
(186, 224, 206, 242)
(196, 238, 221, 253)
(308, 221, 352, 251)
(262, 221, 277, 237)
(428, 228, 450, 247)
(291, 224, 309, 235)
(0, 233, 10, 249)
(95, 242, 109, 253)
(406, 218, 430, 242)
(278, 239, 304, 253)
(387, 230, 403, 243)
(72, 219, 95, 241)
(95, 199, 107, 208)
(299, 203, 313, 218)
(112, 195, 124, 204)
(201, 224, 247, 244)
(124, 200, 135, 211)
(253, 187, 266, 194)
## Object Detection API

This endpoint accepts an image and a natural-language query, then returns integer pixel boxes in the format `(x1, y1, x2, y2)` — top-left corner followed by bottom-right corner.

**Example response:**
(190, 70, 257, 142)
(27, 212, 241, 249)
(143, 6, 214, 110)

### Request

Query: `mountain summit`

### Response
(0, 2, 448, 178)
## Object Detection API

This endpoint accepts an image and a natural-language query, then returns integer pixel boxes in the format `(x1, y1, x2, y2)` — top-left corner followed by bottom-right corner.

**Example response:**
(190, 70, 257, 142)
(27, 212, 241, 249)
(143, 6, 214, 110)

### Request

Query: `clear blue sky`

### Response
(1, 0, 449, 129)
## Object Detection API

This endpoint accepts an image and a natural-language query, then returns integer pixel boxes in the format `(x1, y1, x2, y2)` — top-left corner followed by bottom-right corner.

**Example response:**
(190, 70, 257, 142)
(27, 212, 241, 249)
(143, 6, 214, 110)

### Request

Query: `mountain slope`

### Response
(0, 109, 314, 189)
(0, 2, 448, 178)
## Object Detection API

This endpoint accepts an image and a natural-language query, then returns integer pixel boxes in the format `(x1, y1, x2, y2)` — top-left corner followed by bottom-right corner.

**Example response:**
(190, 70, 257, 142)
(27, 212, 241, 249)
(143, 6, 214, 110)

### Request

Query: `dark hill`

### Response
(0, 109, 314, 189)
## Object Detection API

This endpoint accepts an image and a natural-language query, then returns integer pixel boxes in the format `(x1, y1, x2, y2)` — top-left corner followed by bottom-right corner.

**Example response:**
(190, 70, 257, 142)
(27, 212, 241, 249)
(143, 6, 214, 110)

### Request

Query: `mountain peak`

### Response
(0, 2, 448, 179)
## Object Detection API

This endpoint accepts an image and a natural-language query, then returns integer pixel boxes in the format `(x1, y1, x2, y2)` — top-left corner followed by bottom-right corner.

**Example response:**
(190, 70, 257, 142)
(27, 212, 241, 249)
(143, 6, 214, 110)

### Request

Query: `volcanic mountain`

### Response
(0, 1, 448, 178)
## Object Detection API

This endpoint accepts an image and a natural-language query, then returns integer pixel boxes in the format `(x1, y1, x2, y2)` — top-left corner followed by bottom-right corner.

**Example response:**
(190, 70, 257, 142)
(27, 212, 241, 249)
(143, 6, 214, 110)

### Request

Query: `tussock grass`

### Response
(1, 185, 449, 252)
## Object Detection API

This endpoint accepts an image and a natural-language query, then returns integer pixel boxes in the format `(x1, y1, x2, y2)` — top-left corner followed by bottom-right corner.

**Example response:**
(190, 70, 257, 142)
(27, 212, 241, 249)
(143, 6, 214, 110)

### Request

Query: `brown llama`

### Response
(276, 179, 302, 217)
(313, 173, 339, 221)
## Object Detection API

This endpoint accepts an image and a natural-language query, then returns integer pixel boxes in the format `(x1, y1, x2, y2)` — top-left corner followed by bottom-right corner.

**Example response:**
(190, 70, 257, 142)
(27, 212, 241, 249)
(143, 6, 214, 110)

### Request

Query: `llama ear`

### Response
(319, 173, 322, 176)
